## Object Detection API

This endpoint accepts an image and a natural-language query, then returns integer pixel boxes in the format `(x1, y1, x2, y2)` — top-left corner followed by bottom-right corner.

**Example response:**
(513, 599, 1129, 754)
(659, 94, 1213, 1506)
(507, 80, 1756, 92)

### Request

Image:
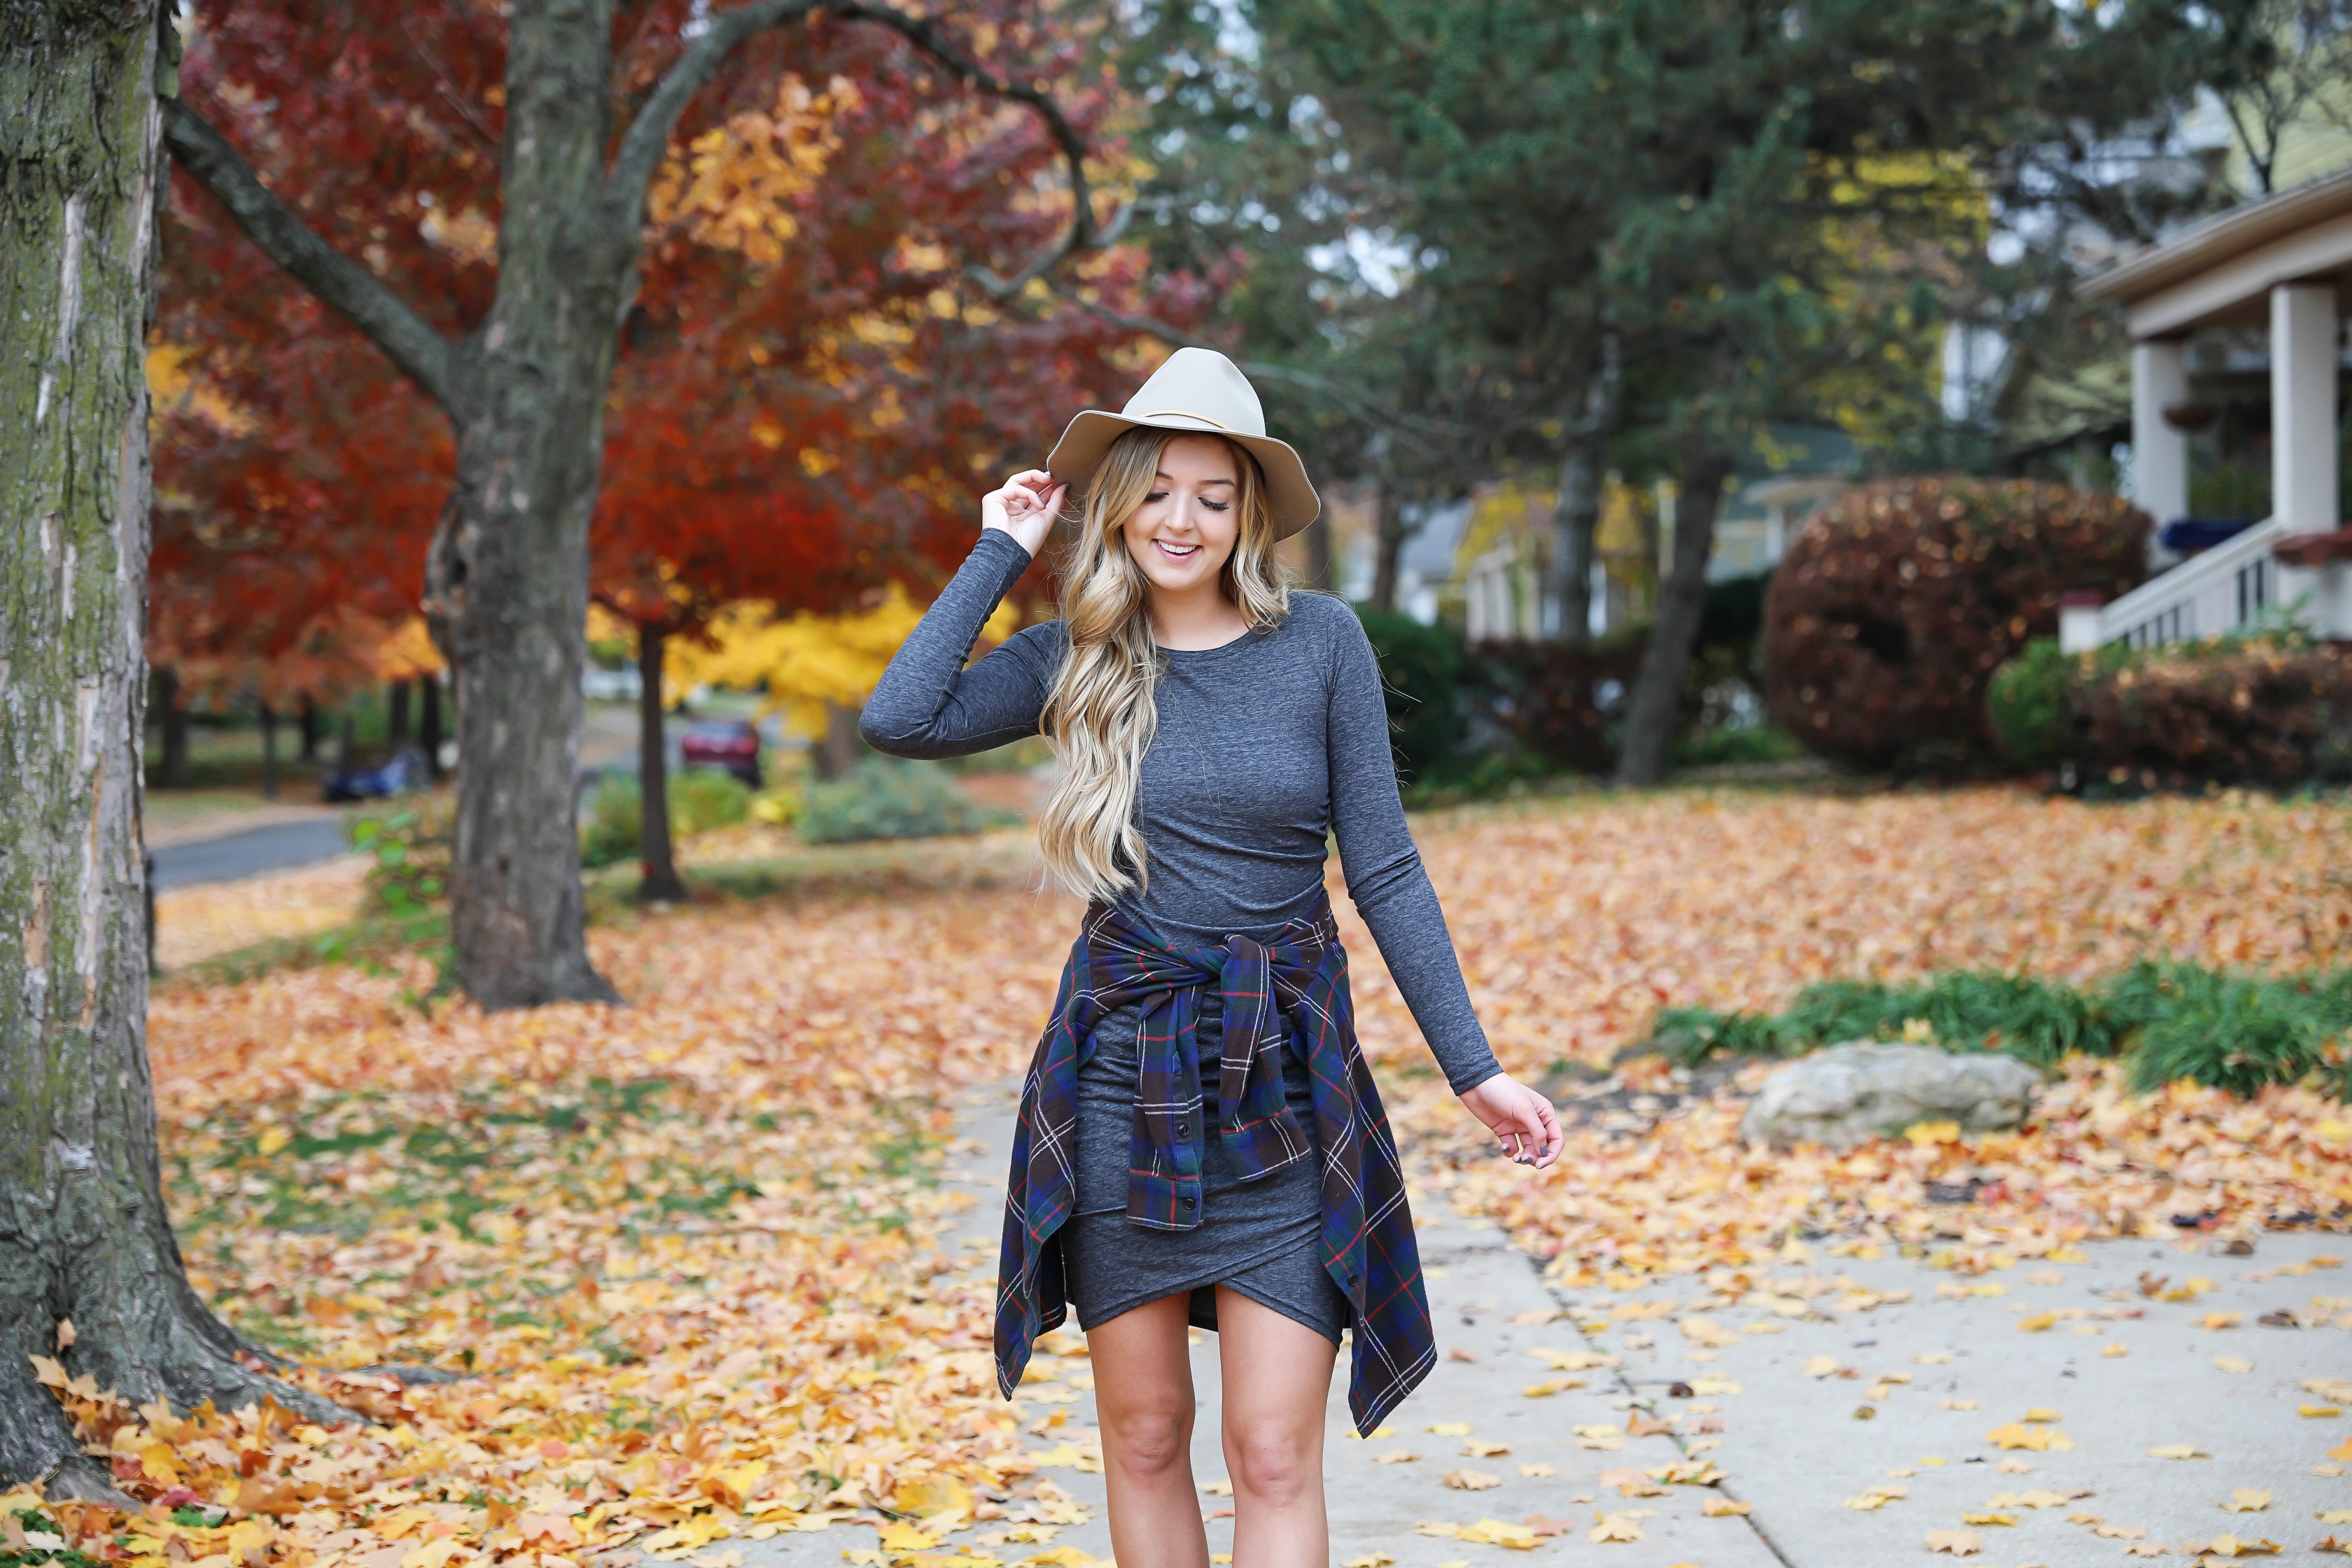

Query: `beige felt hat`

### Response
(1044, 346, 1321, 538)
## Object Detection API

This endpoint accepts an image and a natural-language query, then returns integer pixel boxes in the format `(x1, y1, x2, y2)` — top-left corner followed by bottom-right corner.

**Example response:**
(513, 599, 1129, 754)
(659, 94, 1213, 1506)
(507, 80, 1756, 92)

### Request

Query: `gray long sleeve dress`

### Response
(862, 528, 1502, 1343)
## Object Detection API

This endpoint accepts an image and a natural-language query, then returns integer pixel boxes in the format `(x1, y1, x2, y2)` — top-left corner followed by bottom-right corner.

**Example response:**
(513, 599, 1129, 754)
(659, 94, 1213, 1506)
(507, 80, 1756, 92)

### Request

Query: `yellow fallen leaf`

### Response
(2096, 1524, 2149, 1539)
(2202, 1310, 2243, 1331)
(1804, 1356, 1842, 1377)
(2022, 1407, 2062, 1422)
(1589, 1515, 1644, 1544)
(1961, 1512, 2017, 1526)
(1702, 1497, 1751, 1518)
(2102, 1342, 2130, 1357)
(1456, 1520, 1539, 1548)
(1462, 1438, 1511, 1458)
(1427, 1422, 1474, 1436)
(1926, 1528, 1983, 1555)
(1527, 1348, 1617, 1372)
(2149, 1443, 2209, 1460)
(2318, 1511, 2352, 1525)
(1342, 1555, 1395, 1568)
(1441, 1470, 1502, 1492)
(1371, 1449, 1419, 1464)
(1688, 1377, 1741, 1395)
(2304, 1405, 2345, 1418)
(1915, 1351, 1954, 1364)
(1522, 1378, 1584, 1397)
(2221, 1490, 2272, 1513)
(2016, 1312, 2057, 1332)
(876, 1522, 937, 1550)
(2214, 1355, 2254, 1373)
(1518, 1462, 1554, 1478)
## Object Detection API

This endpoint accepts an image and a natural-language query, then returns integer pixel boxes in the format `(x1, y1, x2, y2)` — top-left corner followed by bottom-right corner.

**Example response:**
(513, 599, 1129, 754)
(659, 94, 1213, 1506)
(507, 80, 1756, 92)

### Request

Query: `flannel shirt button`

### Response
(1182, 1194, 1197, 1209)
(1175, 1119, 1191, 1138)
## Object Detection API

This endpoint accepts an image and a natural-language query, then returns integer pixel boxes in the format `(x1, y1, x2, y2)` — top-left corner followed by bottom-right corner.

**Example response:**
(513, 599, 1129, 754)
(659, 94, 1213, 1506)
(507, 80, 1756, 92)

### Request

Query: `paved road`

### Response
(148, 817, 356, 890)
(741, 1081, 2352, 1567)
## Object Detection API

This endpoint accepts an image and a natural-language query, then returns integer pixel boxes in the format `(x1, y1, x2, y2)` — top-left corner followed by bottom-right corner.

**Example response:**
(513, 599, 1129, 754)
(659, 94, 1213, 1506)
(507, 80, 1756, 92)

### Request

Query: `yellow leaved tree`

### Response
(668, 587, 1021, 779)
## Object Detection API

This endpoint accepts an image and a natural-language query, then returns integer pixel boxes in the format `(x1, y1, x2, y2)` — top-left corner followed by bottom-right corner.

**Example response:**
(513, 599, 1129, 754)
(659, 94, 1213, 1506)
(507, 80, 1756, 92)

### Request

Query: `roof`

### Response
(2080, 167, 2352, 333)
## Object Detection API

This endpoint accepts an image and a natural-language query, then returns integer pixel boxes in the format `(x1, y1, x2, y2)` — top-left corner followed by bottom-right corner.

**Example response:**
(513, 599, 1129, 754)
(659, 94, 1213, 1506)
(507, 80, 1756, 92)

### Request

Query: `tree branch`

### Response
(606, 0, 1107, 300)
(162, 99, 468, 416)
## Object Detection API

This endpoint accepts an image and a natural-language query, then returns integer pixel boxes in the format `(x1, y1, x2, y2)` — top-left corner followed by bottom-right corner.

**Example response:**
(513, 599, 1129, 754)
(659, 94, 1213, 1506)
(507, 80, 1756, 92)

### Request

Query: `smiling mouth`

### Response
(1153, 539, 1202, 560)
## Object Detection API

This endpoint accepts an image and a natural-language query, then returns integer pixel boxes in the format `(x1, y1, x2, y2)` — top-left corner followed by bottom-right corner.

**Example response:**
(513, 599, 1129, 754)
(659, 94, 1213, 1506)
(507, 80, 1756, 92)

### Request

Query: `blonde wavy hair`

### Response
(1037, 428, 1290, 903)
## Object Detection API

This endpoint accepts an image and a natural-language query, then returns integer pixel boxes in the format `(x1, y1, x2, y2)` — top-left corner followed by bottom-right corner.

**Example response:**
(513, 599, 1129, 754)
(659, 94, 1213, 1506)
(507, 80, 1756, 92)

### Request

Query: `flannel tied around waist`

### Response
(994, 892, 1435, 1435)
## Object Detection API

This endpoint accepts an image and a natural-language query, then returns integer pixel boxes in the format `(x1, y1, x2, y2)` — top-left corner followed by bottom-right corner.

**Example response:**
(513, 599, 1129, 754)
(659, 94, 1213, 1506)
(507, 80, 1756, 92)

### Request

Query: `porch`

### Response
(2072, 166, 2352, 650)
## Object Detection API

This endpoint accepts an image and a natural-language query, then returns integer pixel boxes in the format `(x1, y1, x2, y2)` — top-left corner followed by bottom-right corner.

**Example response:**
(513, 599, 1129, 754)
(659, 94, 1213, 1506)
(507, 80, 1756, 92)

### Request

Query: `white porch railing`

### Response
(2059, 515, 2352, 652)
(2068, 517, 2286, 652)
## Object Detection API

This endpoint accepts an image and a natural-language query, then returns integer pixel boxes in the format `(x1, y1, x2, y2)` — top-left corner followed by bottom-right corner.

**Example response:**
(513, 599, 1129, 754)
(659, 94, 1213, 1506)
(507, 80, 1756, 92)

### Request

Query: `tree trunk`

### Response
(1301, 509, 1331, 592)
(1546, 334, 1619, 646)
(298, 692, 319, 760)
(636, 622, 684, 902)
(337, 708, 358, 770)
(153, 666, 188, 787)
(0, 3, 342, 1497)
(816, 701, 864, 781)
(1368, 484, 1407, 612)
(386, 678, 411, 749)
(258, 700, 278, 800)
(1549, 438, 1602, 645)
(1616, 449, 1732, 787)
(418, 0, 629, 1007)
(419, 673, 443, 780)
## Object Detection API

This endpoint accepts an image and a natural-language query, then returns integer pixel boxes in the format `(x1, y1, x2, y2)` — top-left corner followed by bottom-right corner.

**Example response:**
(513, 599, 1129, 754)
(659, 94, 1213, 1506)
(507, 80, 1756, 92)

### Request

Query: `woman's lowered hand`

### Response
(981, 468, 1065, 559)
(1457, 1072, 1562, 1169)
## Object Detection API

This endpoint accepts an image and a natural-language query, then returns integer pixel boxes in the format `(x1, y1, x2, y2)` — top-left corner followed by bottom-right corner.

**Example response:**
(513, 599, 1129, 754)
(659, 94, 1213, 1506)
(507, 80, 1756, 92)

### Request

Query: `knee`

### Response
(1102, 1401, 1192, 1480)
(1226, 1420, 1319, 1507)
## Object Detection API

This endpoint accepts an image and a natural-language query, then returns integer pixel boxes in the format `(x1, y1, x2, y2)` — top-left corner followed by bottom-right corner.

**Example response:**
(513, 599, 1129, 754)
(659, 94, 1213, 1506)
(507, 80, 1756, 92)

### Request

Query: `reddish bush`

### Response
(2072, 638, 2352, 790)
(1762, 477, 2149, 770)
(1476, 634, 1651, 771)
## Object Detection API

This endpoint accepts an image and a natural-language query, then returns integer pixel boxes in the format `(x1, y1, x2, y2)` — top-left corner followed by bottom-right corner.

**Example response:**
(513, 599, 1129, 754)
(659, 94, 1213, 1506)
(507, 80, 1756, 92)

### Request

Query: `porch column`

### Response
(2130, 337, 2189, 526)
(2270, 280, 2340, 535)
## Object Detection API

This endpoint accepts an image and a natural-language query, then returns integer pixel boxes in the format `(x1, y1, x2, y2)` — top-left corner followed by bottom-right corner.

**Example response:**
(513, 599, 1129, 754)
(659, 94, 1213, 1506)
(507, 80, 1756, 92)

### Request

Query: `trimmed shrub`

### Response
(1762, 478, 2149, 771)
(1476, 629, 1648, 772)
(1354, 603, 1471, 784)
(1987, 631, 2352, 789)
(2073, 636, 2352, 790)
(671, 768, 752, 836)
(580, 775, 645, 869)
(1984, 637, 2075, 771)
(798, 758, 1016, 844)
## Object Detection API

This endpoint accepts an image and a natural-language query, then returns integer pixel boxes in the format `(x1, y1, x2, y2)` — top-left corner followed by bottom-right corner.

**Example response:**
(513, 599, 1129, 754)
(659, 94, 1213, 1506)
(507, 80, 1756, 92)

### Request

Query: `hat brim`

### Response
(1044, 410, 1322, 540)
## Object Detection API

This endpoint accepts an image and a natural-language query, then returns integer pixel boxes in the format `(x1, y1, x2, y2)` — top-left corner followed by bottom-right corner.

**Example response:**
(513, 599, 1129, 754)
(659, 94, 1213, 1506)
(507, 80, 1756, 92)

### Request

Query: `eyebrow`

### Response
(1152, 471, 1237, 486)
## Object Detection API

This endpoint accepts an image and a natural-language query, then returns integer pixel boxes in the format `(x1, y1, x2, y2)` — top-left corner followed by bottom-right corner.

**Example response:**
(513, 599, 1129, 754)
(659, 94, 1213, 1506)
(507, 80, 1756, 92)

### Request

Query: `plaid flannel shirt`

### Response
(994, 892, 1435, 1435)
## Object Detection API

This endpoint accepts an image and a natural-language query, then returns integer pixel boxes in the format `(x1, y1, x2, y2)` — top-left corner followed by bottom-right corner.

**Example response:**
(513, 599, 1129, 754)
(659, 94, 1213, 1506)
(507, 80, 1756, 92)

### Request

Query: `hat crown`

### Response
(1119, 347, 1266, 439)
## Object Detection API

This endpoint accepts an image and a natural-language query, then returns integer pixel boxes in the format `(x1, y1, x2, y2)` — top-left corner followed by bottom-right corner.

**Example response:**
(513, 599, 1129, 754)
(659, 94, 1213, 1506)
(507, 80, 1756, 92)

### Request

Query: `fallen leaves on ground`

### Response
(1390, 792, 2352, 1284)
(27, 788, 2352, 1568)
(31, 873, 1077, 1568)
(154, 853, 370, 969)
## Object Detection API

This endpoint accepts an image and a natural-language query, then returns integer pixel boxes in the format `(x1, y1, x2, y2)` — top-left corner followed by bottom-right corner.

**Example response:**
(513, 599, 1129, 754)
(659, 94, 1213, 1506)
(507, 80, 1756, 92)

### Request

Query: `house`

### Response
(2069, 166, 2352, 650)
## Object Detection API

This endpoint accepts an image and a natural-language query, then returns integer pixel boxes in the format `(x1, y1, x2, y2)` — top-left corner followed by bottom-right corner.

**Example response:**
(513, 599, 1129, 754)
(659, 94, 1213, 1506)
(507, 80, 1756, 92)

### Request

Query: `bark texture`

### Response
(0, 1, 340, 1497)
(636, 622, 683, 902)
(1615, 449, 1732, 786)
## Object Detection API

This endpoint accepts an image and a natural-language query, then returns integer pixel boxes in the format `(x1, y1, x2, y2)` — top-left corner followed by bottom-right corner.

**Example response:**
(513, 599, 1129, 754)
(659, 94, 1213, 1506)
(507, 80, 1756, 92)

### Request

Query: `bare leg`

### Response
(1215, 1287, 1338, 1568)
(1086, 1294, 1212, 1568)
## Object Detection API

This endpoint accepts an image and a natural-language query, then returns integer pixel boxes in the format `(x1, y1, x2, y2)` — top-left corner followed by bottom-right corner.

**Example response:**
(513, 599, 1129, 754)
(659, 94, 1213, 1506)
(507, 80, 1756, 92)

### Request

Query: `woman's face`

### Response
(1120, 434, 1241, 598)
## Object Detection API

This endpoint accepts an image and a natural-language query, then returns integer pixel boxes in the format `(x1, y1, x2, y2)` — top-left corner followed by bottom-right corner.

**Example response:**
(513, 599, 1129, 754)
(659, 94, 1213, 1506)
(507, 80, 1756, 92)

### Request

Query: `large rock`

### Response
(1739, 1042, 2040, 1150)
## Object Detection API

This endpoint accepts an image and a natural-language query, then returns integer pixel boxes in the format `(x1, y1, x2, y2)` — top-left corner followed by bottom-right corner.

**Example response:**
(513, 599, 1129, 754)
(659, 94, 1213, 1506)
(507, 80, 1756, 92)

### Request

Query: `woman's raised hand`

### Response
(981, 468, 1065, 560)
(1458, 1072, 1563, 1169)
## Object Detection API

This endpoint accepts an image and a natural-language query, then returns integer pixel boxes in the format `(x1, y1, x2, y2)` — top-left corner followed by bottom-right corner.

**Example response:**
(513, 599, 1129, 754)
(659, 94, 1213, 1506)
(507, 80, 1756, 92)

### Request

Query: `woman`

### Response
(862, 348, 1560, 1567)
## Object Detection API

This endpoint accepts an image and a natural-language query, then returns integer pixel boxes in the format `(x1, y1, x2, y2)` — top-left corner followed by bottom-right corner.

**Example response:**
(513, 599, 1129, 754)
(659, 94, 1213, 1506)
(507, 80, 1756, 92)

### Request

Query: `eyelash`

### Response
(1144, 491, 1228, 512)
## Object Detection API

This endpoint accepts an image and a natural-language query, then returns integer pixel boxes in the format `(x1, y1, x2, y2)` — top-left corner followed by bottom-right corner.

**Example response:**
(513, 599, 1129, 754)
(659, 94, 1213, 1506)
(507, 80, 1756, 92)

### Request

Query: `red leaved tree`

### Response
(159, 0, 1126, 1006)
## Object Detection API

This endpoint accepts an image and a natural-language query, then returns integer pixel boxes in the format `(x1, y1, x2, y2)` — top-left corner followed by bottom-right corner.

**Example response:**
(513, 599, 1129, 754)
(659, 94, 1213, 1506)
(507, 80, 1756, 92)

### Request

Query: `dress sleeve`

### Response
(1322, 602, 1504, 1094)
(860, 528, 1061, 760)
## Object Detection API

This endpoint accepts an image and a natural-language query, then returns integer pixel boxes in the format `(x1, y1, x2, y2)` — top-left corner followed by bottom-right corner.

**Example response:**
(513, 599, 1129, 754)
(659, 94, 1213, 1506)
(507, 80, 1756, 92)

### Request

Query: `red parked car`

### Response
(678, 719, 762, 788)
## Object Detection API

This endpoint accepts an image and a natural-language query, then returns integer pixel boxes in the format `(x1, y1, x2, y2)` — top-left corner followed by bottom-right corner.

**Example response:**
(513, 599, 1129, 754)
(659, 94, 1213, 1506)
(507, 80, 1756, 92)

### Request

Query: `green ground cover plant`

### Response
(1649, 960, 2352, 1098)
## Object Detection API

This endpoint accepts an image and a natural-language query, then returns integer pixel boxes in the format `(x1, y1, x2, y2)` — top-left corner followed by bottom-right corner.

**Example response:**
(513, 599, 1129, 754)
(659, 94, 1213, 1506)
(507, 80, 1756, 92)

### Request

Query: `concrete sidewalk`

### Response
(747, 1083, 2352, 1566)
